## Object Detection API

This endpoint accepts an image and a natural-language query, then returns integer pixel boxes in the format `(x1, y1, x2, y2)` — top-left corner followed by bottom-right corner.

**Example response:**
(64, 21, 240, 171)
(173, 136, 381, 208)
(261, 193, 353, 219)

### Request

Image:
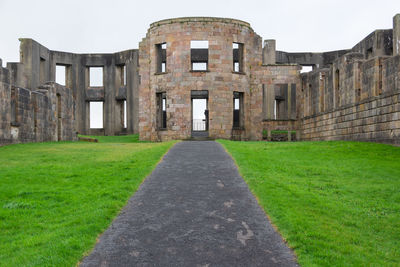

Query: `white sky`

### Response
(1, 0, 400, 66)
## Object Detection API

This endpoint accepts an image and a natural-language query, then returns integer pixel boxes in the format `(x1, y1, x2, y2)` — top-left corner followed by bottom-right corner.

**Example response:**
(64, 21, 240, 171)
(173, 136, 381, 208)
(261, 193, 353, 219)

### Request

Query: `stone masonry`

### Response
(1, 15, 400, 144)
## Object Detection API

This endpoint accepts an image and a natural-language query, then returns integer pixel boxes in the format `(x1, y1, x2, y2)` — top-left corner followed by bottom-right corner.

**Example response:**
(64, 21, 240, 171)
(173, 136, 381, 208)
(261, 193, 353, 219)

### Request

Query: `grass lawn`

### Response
(0, 135, 176, 266)
(218, 140, 400, 266)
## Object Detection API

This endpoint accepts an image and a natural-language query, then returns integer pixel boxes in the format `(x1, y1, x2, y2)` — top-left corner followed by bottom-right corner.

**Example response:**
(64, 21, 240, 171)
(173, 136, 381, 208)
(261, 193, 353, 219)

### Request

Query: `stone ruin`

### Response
(1, 15, 400, 144)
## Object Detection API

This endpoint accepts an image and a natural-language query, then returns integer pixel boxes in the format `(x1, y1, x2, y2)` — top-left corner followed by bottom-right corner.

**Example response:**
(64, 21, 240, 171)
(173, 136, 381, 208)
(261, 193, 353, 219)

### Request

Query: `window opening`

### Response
(233, 92, 244, 128)
(233, 43, 244, 72)
(56, 65, 66, 86)
(156, 93, 167, 129)
(89, 101, 103, 128)
(156, 43, 167, 73)
(191, 40, 208, 71)
(124, 100, 127, 128)
(89, 67, 103, 87)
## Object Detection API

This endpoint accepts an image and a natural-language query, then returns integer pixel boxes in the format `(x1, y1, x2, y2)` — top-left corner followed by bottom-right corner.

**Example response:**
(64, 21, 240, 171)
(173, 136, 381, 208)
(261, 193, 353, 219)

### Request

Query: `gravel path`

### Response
(80, 141, 298, 267)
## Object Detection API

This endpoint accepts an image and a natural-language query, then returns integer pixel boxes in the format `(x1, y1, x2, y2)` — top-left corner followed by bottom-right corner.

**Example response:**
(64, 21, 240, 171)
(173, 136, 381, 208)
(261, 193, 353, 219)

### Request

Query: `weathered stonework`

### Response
(1, 14, 400, 144)
(139, 17, 300, 141)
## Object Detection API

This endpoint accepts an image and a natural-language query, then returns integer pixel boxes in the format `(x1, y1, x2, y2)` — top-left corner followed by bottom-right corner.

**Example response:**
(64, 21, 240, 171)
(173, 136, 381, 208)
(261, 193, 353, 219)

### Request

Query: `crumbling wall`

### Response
(251, 64, 300, 141)
(0, 65, 11, 144)
(301, 55, 400, 144)
(5, 82, 77, 144)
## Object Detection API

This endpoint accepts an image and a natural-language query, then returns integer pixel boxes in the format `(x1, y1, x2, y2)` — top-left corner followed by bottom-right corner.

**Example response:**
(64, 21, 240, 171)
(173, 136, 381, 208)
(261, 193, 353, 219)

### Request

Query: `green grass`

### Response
(218, 140, 400, 266)
(0, 135, 176, 266)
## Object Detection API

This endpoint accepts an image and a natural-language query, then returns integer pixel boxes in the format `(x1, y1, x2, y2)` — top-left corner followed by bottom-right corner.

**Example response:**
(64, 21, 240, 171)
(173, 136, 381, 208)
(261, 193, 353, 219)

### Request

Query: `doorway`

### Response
(191, 90, 209, 137)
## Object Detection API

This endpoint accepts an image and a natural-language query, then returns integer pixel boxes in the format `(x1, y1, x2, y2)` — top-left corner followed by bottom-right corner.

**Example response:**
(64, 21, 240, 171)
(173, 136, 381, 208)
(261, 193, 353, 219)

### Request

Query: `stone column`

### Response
(393, 14, 400, 56)
(263, 40, 276, 65)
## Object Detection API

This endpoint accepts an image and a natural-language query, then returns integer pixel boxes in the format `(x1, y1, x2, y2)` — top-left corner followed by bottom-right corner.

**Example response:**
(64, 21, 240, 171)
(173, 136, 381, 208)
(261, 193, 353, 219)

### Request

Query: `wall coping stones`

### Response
(150, 17, 251, 30)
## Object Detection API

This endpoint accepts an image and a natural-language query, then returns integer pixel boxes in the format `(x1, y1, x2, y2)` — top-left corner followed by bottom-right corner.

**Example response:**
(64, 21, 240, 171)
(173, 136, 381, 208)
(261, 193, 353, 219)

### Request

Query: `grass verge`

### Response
(0, 135, 176, 266)
(218, 140, 400, 266)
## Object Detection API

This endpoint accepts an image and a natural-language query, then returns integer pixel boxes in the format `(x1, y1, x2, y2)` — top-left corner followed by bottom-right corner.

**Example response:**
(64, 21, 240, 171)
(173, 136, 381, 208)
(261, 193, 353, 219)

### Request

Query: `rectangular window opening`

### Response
(118, 100, 127, 129)
(156, 43, 167, 73)
(335, 69, 340, 106)
(40, 57, 46, 84)
(234, 62, 240, 72)
(56, 65, 66, 86)
(233, 43, 243, 73)
(233, 92, 244, 128)
(89, 101, 103, 128)
(11, 87, 18, 124)
(156, 92, 167, 129)
(191, 40, 208, 71)
(378, 63, 383, 95)
(300, 66, 313, 73)
(89, 67, 103, 87)
(124, 100, 127, 128)
(57, 94, 61, 141)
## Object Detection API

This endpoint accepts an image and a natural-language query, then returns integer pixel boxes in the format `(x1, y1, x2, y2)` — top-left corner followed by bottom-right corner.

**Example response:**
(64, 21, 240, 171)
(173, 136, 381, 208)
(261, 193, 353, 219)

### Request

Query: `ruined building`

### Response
(1, 15, 400, 144)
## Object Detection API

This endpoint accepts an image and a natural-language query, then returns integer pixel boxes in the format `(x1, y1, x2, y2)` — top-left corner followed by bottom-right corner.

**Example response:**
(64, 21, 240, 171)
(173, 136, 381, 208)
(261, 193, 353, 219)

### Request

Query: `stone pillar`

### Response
(393, 14, 400, 56)
(263, 40, 276, 65)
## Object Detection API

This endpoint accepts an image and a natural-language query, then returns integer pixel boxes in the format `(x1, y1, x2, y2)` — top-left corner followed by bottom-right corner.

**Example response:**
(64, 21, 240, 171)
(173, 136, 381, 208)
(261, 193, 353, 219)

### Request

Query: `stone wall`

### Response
(300, 54, 400, 144)
(4, 82, 77, 144)
(1, 15, 400, 144)
(139, 18, 258, 141)
(138, 17, 300, 141)
(0, 66, 11, 144)
(3, 39, 140, 139)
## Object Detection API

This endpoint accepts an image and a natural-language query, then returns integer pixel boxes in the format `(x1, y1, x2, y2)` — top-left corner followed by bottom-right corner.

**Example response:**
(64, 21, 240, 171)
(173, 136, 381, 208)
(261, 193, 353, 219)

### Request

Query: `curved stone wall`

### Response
(139, 17, 263, 141)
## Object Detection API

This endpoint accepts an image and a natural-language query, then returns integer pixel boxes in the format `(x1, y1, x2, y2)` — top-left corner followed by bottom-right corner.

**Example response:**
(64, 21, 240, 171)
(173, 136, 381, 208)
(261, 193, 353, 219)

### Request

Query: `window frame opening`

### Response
(190, 40, 209, 72)
(40, 57, 46, 85)
(156, 92, 167, 130)
(233, 91, 244, 129)
(89, 67, 104, 87)
(335, 69, 340, 107)
(155, 43, 167, 74)
(57, 93, 62, 141)
(123, 100, 127, 128)
(232, 42, 244, 73)
(10, 87, 18, 125)
(300, 65, 313, 73)
(55, 65, 66, 86)
(89, 101, 104, 129)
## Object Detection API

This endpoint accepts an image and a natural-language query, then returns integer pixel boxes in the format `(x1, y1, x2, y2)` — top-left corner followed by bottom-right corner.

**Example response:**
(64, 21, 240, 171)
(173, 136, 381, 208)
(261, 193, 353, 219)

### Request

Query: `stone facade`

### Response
(0, 71, 76, 144)
(1, 14, 400, 144)
(139, 17, 299, 141)
(0, 39, 140, 144)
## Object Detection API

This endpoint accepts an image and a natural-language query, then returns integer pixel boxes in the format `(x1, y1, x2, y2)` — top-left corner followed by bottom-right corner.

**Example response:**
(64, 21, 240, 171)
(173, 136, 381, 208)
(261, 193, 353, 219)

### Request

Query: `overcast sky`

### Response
(1, 0, 400, 67)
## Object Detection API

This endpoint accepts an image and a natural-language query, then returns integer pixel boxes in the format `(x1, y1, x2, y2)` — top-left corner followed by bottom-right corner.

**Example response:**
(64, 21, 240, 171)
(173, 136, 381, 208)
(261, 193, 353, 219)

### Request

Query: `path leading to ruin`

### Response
(80, 141, 298, 267)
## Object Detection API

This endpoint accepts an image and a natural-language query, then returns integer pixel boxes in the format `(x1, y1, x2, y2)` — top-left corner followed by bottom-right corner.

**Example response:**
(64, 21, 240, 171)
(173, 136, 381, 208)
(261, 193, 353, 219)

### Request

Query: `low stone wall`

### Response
(301, 90, 400, 144)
